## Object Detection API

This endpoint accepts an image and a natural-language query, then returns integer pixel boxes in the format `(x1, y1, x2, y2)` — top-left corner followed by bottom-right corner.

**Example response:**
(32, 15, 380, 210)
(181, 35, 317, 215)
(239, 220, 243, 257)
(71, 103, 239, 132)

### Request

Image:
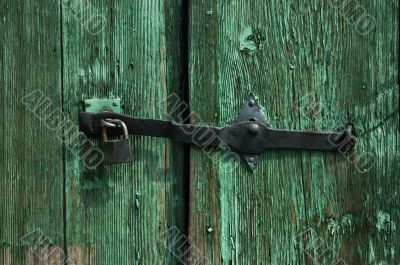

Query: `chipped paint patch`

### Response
(327, 214, 356, 237)
(376, 211, 396, 233)
(340, 214, 356, 235)
(239, 27, 265, 55)
(327, 218, 339, 237)
(368, 239, 376, 263)
(218, 168, 236, 262)
(135, 191, 141, 209)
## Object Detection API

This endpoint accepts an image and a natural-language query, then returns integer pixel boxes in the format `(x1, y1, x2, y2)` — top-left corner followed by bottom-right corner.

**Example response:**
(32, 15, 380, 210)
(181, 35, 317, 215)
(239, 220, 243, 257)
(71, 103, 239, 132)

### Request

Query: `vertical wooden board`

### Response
(0, 1, 64, 264)
(62, 0, 186, 264)
(26, 246, 63, 265)
(0, 248, 12, 265)
(68, 244, 96, 265)
(189, 0, 399, 264)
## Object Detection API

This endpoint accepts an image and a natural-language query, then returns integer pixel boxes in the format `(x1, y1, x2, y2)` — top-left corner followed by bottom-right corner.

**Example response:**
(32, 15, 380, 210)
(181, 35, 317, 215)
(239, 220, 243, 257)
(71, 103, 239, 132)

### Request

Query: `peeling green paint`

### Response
(376, 211, 396, 233)
(1, 0, 399, 264)
(62, 1, 187, 264)
(189, 0, 399, 264)
(340, 214, 356, 235)
(369, 239, 376, 263)
(239, 27, 265, 55)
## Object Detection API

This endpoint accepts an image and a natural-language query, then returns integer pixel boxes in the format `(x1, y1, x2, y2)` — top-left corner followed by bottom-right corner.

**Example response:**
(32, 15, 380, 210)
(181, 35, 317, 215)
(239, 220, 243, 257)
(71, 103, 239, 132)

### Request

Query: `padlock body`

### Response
(100, 139, 133, 165)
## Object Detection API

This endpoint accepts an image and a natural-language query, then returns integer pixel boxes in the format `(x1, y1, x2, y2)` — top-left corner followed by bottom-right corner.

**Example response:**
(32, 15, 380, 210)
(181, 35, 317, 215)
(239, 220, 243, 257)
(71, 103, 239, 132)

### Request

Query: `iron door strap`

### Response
(79, 94, 356, 169)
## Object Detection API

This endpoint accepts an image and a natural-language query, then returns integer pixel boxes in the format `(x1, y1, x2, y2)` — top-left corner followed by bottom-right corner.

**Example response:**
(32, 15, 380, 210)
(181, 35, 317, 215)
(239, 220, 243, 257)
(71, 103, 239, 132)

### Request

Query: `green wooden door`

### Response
(1, 0, 187, 264)
(188, 1, 399, 264)
(1, 0, 398, 264)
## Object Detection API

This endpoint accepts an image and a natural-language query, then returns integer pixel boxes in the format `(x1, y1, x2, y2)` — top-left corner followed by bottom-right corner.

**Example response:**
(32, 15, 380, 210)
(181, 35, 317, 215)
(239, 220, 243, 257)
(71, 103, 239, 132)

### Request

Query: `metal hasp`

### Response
(79, 94, 356, 170)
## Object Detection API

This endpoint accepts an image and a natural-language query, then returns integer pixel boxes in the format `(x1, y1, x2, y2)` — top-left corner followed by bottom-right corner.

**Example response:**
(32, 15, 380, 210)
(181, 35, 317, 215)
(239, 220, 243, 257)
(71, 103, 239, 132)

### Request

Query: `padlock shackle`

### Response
(101, 119, 129, 141)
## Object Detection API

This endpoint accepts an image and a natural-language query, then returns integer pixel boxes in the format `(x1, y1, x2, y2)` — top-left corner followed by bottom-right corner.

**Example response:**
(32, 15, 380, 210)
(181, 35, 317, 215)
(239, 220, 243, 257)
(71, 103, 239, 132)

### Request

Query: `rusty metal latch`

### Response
(79, 94, 356, 169)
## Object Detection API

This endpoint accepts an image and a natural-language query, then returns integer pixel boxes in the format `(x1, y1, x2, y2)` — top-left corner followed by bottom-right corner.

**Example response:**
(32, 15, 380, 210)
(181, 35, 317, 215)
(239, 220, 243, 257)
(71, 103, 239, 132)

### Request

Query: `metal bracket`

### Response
(234, 94, 271, 169)
(79, 94, 356, 170)
(84, 98, 121, 113)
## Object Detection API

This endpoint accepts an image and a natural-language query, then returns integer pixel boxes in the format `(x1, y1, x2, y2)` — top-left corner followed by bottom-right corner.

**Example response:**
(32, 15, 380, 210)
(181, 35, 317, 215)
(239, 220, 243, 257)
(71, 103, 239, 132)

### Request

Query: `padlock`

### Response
(100, 119, 133, 165)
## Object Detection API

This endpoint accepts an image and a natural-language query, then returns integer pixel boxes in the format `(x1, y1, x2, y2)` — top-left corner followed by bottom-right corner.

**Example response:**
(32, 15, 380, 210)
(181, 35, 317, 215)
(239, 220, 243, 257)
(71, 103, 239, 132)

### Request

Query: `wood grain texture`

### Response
(62, 0, 187, 264)
(0, 248, 12, 265)
(189, 0, 399, 264)
(0, 1, 64, 264)
(27, 246, 63, 265)
(68, 244, 96, 265)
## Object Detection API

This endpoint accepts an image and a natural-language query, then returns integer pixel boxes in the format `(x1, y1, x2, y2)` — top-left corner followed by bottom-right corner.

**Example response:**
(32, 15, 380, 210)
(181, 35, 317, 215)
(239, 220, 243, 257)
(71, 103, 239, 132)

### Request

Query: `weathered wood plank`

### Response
(0, 1, 64, 264)
(68, 244, 95, 265)
(0, 248, 12, 265)
(27, 246, 63, 265)
(62, 0, 186, 264)
(189, 0, 399, 264)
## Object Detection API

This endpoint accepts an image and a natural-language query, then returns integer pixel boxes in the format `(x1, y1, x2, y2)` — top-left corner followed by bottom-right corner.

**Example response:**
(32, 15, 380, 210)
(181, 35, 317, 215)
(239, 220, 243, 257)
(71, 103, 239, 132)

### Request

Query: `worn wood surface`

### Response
(1, 0, 186, 264)
(189, 0, 399, 264)
(62, 0, 187, 264)
(0, 0, 64, 264)
(1, 0, 399, 264)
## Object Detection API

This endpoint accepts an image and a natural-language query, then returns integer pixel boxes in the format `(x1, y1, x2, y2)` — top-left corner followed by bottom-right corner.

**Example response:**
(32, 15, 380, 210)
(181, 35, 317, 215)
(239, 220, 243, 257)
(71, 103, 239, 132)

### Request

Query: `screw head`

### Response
(248, 157, 255, 163)
(248, 99, 256, 107)
(249, 123, 260, 135)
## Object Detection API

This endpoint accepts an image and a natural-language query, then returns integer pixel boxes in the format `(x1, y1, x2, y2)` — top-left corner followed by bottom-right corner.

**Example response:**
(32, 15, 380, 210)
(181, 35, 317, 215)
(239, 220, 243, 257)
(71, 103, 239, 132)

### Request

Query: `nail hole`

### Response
(248, 117, 258, 122)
